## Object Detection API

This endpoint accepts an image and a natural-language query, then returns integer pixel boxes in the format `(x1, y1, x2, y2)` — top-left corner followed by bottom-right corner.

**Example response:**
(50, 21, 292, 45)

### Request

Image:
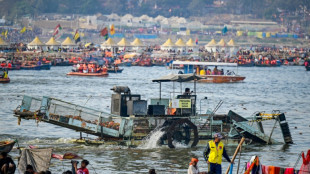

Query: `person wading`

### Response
(203, 133, 232, 174)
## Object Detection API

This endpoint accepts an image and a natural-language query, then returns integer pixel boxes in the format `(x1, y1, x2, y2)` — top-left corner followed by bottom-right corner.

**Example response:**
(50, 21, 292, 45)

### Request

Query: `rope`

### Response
(89, 163, 98, 174)
(293, 152, 303, 169)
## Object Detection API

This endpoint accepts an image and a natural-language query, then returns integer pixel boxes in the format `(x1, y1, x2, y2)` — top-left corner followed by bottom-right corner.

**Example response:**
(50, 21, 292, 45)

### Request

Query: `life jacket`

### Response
(208, 140, 224, 164)
(8, 63, 12, 68)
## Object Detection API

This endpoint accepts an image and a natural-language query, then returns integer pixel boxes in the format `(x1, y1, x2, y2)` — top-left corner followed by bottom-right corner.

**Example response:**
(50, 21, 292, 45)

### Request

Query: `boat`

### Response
(0, 140, 15, 153)
(52, 58, 74, 66)
(14, 75, 293, 148)
(237, 60, 255, 67)
(172, 61, 245, 83)
(0, 77, 10, 83)
(21, 64, 51, 70)
(107, 67, 123, 73)
(67, 72, 108, 76)
(306, 66, 310, 71)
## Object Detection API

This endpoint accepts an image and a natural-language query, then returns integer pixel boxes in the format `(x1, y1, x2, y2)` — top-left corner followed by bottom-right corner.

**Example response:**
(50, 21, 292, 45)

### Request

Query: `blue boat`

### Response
(21, 64, 51, 70)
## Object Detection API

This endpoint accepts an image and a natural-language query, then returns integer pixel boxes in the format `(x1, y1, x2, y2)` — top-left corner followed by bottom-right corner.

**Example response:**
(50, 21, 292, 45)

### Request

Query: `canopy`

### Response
(186, 38, 195, 47)
(131, 38, 144, 47)
(162, 38, 175, 47)
(172, 61, 238, 67)
(61, 37, 76, 46)
(206, 39, 216, 47)
(102, 38, 116, 46)
(0, 37, 8, 46)
(152, 74, 202, 83)
(117, 38, 130, 47)
(28, 37, 45, 46)
(217, 39, 226, 47)
(175, 38, 186, 47)
(45, 37, 60, 46)
(227, 39, 237, 46)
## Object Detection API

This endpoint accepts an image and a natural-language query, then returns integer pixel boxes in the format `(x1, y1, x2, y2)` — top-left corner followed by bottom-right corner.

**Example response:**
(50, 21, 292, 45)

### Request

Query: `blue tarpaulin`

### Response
(134, 34, 158, 39)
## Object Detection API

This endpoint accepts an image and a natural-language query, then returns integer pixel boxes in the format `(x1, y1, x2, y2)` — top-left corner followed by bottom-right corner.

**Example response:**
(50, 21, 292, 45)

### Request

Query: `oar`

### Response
(225, 137, 245, 174)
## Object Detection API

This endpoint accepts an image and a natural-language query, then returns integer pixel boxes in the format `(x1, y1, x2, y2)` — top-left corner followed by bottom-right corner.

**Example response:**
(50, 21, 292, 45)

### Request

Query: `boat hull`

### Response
(107, 69, 123, 73)
(198, 75, 245, 83)
(67, 72, 108, 76)
(0, 141, 15, 153)
(21, 64, 51, 70)
(0, 77, 10, 83)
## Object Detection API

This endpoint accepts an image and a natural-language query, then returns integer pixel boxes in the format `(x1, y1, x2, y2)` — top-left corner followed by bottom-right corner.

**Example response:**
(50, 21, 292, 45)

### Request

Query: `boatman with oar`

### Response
(203, 133, 232, 174)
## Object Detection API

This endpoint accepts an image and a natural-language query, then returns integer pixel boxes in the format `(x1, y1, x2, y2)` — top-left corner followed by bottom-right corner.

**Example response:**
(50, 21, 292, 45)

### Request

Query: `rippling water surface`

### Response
(1, 66, 310, 173)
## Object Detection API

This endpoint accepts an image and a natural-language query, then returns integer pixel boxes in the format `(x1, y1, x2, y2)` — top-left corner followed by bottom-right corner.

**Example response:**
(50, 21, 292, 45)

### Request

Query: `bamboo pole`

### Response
(225, 137, 245, 174)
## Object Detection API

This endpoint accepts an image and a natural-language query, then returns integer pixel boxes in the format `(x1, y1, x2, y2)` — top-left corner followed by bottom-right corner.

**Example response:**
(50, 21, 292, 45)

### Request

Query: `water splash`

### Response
(138, 127, 165, 149)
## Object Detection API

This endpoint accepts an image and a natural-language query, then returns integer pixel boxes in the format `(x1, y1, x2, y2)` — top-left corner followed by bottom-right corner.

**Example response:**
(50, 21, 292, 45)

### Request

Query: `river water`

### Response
(1, 66, 310, 174)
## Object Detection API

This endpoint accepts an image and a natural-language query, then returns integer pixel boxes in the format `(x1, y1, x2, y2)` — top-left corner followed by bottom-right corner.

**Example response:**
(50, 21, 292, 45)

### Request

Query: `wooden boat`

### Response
(67, 72, 108, 76)
(107, 68, 123, 73)
(171, 61, 246, 83)
(0, 141, 15, 153)
(21, 64, 51, 70)
(238, 61, 255, 67)
(0, 77, 10, 83)
(198, 75, 245, 83)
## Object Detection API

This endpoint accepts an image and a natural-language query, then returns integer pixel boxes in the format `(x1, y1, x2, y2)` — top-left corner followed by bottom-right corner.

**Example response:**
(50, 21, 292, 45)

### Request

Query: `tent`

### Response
(216, 39, 227, 52)
(205, 39, 217, 52)
(117, 38, 131, 51)
(161, 38, 175, 51)
(101, 38, 117, 52)
(45, 37, 61, 50)
(131, 38, 145, 51)
(61, 37, 77, 49)
(0, 37, 9, 47)
(175, 38, 186, 52)
(227, 39, 239, 56)
(186, 38, 198, 52)
(28, 37, 45, 50)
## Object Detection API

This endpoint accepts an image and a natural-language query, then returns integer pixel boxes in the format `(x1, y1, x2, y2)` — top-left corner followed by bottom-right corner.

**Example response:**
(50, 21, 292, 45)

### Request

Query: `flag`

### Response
(100, 27, 109, 40)
(53, 24, 62, 36)
(5, 30, 8, 38)
(110, 24, 115, 35)
(73, 30, 81, 43)
(20, 27, 26, 34)
(195, 38, 198, 45)
(222, 26, 227, 35)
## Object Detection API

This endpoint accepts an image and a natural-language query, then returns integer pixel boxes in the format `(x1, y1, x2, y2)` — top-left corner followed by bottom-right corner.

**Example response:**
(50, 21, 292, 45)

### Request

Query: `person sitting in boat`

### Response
(0, 62, 6, 68)
(37, 60, 42, 66)
(7, 62, 12, 68)
(83, 64, 88, 73)
(187, 157, 206, 174)
(212, 66, 219, 75)
(0, 152, 16, 174)
(206, 69, 211, 75)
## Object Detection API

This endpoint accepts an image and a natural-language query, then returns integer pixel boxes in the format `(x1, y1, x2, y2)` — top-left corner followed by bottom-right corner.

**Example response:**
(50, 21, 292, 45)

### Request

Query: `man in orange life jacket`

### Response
(204, 133, 231, 174)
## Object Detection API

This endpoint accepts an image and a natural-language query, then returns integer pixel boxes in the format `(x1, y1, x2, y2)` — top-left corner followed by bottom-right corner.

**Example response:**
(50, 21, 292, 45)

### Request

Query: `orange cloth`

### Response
(189, 158, 198, 166)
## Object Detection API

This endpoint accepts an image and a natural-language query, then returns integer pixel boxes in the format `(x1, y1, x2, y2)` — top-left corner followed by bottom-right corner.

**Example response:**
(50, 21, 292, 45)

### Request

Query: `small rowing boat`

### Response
(21, 64, 51, 70)
(0, 77, 10, 83)
(67, 72, 108, 76)
(0, 140, 15, 153)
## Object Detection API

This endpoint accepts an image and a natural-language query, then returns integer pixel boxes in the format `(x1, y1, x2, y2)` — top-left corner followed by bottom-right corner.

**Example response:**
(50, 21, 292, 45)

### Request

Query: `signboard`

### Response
(171, 99, 191, 108)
